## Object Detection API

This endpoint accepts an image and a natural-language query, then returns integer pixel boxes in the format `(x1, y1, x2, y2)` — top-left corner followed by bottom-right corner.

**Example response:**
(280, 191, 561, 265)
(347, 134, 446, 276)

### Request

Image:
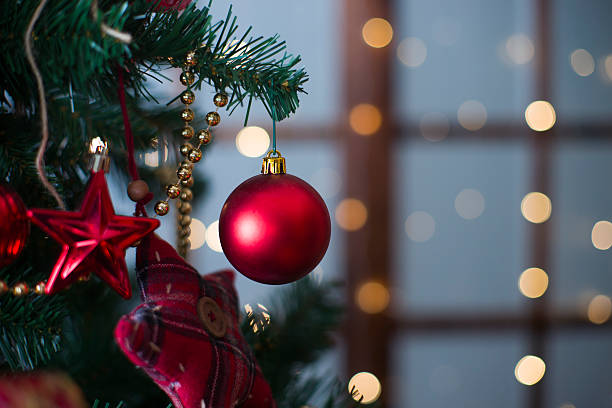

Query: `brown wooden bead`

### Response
(127, 180, 150, 202)
(179, 226, 191, 238)
(180, 215, 192, 226)
(180, 188, 193, 201)
(181, 177, 195, 187)
(179, 202, 192, 214)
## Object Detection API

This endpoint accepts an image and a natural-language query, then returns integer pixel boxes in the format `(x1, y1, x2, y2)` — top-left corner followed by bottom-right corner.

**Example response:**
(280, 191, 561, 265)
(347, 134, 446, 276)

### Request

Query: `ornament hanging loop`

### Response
(261, 150, 286, 175)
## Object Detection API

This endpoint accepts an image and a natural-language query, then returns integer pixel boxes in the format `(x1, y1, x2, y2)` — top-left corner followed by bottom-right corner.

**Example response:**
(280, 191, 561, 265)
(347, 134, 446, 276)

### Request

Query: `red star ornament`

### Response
(114, 233, 275, 408)
(27, 170, 159, 299)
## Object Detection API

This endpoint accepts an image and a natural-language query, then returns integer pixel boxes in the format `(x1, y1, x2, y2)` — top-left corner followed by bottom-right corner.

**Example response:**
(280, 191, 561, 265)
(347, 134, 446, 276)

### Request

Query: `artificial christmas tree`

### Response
(0, 1, 357, 407)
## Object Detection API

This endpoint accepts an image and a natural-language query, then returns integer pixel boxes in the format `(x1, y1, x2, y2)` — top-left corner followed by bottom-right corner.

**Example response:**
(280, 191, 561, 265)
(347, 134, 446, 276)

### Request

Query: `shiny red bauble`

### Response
(0, 184, 30, 267)
(219, 173, 331, 284)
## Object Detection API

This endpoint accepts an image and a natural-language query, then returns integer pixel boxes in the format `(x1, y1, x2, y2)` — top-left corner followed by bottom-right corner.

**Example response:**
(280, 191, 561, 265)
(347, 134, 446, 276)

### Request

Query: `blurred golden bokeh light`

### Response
(570, 48, 595, 77)
(518, 268, 549, 298)
(144, 151, 159, 167)
(348, 372, 382, 404)
(591, 221, 612, 250)
(236, 126, 270, 157)
(457, 100, 487, 131)
(405, 211, 435, 242)
(514, 355, 546, 386)
(525, 100, 556, 131)
(349, 104, 382, 136)
(505, 34, 534, 65)
(362, 18, 393, 48)
(587, 295, 612, 324)
(205, 220, 223, 253)
(397, 37, 427, 68)
(521, 192, 552, 223)
(189, 218, 206, 250)
(335, 198, 368, 231)
(356, 281, 390, 314)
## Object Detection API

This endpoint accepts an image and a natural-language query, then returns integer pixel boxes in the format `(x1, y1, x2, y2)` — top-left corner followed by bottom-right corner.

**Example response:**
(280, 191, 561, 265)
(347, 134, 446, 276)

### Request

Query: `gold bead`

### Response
(166, 185, 181, 199)
(177, 166, 192, 181)
(155, 201, 170, 216)
(175, 200, 182, 209)
(205, 111, 221, 126)
(127, 180, 150, 202)
(180, 188, 193, 201)
(213, 93, 229, 107)
(181, 90, 195, 105)
(184, 51, 198, 67)
(167, 56, 175, 64)
(12, 282, 29, 296)
(180, 215, 192, 226)
(180, 71, 195, 86)
(179, 238, 191, 248)
(179, 226, 191, 238)
(180, 143, 193, 156)
(181, 177, 195, 187)
(188, 148, 203, 163)
(181, 125, 195, 139)
(179, 202, 192, 214)
(0, 281, 8, 295)
(197, 129, 212, 145)
(181, 109, 195, 122)
(34, 282, 46, 295)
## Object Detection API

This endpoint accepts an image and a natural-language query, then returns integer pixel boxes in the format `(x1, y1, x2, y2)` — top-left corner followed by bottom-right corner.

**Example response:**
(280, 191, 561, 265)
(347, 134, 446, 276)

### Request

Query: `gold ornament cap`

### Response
(261, 150, 286, 174)
(88, 137, 110, 173)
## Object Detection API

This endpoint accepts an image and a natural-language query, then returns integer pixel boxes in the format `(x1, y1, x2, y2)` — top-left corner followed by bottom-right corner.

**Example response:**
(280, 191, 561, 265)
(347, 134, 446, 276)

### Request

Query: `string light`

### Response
(419, 112, 449, 142)
(405, 211, 435, 242)
(521, 192, 552, 223)
(515, 355, 546, 385)
(356, 281, 390, 314)
(397, 37, 427, 68)
(349, 104, 382, 136)
(457, 100, 487, 131)
(348, 372, 382, 404)
(518, 268, 549, 298)
(362, 18, 393, 48)
(335, 198, 368, 231)
(205, 220, 223, 252)
(570, 49, 595, 77)
(525, 101, 556, 131)
(505, 34, 534, 65)
(454, 189, 485, 220)
(587, 295, 612, 324)
(591, 221, 612, 250)
(189, 218, 206, 250)
(236, 126, 270, 157)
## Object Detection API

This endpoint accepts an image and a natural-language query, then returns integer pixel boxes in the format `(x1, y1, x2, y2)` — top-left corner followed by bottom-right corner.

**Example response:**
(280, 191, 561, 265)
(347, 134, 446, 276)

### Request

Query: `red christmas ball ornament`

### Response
(219, 151, 331, 284)
(149, 0, 192, 11)
(0, 184, 29, 267)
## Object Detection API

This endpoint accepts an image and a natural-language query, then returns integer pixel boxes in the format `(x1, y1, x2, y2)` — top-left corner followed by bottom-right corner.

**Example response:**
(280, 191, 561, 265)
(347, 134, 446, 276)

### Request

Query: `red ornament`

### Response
(115, 234, 275, 408)
(219, 154, 330, 284)
(149, 0, 192, 10)
(0, 184, 29, 267)
(27, 171, 159, 298)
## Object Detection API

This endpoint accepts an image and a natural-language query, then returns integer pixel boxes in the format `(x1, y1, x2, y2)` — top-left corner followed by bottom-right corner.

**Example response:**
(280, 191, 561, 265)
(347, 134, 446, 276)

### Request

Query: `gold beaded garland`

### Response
(166, 185, 181, 199)
(180, 71, 195, 86)
(214, 92, 229, 107)
(179, 202, 192, 214)
(155, 201, 170, 216)
(180, 143, 193, 156)
(197, 129, 212, 144)
(188, 148, 203, 163)
(179, 226, 191, 238)
(181, 125, 195, 139)
(34, 282, 46, 295)
(181, 109, 195, 122)
(205, 111, 221, 126)
(184, 51, 198, 67)
(177, 167, 192, 181)
(12, 282, 29, 296)
(181, 177, 195, 187)
(181, 90, 195, 105)
(180, 215, 192, 226)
